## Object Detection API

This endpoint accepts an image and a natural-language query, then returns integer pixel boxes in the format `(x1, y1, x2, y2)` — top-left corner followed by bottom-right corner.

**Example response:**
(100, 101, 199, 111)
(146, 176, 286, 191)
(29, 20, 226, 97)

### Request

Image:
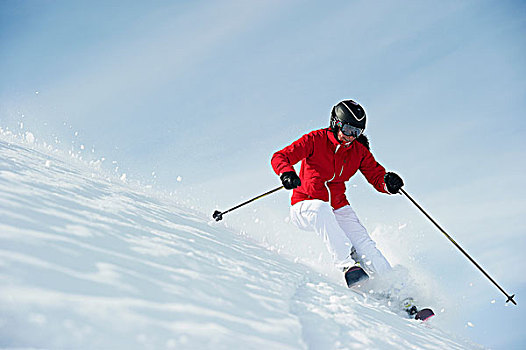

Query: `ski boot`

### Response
(401, 297, 419, 316)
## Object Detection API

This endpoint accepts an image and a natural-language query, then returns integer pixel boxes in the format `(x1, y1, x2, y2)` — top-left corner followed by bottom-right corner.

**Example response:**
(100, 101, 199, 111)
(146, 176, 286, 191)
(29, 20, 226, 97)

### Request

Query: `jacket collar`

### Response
(327, 128, 355, 148)
(325, 128, 371, 150)
(327, 128, 341, 147)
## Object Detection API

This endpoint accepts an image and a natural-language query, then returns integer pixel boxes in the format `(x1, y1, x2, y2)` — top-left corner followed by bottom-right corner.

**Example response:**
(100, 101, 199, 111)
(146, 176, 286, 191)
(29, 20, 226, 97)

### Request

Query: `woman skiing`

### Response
(271, 99, 404, 286)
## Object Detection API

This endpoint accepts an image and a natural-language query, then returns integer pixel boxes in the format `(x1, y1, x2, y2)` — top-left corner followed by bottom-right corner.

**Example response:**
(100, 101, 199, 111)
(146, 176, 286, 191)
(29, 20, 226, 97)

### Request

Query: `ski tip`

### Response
(415, 308, 435, 321)
(344, 266, 369, 288)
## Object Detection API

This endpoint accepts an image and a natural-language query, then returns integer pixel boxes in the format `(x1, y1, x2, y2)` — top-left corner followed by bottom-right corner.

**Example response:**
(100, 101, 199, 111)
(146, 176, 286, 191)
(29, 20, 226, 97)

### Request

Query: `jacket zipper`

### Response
(324, 145, 343, 205)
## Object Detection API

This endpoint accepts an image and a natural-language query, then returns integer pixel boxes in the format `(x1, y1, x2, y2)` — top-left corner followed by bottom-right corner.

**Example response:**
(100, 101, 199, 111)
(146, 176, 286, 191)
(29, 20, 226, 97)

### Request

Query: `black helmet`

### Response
(330, 100, 366, 131)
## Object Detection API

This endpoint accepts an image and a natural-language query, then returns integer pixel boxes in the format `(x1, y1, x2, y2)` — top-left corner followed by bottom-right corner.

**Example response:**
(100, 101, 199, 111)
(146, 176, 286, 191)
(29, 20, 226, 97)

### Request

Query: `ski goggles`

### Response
(336, 121, 363, 138)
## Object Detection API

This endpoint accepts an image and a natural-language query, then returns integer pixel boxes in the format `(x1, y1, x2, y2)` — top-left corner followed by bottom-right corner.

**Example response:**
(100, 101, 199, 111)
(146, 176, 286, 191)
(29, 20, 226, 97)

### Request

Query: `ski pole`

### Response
(400, 188, 516, 305)
(212, 185, 284, 221)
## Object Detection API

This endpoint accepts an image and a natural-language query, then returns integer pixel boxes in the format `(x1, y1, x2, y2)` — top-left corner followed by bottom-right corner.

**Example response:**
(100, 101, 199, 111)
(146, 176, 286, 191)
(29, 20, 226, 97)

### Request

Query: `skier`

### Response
(271, 99, 404, 287)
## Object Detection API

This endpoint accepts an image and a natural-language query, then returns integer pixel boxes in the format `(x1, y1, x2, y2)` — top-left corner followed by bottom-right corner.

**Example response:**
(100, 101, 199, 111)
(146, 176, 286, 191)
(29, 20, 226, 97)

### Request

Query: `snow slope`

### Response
(0, 136, 483, 349)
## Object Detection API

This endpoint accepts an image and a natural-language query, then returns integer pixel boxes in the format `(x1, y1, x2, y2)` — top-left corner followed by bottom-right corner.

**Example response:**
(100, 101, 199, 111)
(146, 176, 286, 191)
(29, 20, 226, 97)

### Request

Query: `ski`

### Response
(401, 297, 435, 321)
(346, 276, 436, 322)
(344, 264, 369, 288)
(415, 308, 435, 321)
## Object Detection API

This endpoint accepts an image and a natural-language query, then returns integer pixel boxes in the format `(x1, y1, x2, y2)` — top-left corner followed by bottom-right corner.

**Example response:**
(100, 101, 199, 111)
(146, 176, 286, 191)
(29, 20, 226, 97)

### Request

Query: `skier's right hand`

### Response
(280, 171, 301, 190)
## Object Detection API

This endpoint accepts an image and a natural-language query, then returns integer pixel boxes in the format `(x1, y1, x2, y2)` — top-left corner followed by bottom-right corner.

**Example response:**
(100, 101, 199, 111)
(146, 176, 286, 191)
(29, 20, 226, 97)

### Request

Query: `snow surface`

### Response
(0, 134, 485, 349)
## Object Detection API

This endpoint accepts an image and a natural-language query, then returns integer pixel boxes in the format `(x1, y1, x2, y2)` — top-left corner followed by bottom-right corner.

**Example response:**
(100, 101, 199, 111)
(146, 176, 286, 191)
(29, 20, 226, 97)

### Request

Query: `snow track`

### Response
(0, 139, 482, 349)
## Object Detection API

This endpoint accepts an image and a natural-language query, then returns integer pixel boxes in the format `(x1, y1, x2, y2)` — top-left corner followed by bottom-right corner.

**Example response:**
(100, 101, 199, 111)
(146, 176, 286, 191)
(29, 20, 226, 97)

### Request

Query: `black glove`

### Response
(280, 171, 301, 190)
(384, 172, 404, 194)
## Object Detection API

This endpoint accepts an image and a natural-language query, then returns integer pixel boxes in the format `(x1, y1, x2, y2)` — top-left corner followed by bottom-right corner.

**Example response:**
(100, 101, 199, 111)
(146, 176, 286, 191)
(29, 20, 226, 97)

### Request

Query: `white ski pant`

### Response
(290, 199, 392, 274)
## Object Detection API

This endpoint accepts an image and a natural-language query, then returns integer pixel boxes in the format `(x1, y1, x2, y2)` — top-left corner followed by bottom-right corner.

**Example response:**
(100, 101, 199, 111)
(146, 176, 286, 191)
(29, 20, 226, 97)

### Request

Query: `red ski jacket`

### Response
(271, 128, 389, 210)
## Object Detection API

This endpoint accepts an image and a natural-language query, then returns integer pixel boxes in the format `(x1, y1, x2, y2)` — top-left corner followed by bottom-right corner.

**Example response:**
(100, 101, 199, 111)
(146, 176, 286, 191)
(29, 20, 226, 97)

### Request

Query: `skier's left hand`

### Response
(385, 172, 404, 194)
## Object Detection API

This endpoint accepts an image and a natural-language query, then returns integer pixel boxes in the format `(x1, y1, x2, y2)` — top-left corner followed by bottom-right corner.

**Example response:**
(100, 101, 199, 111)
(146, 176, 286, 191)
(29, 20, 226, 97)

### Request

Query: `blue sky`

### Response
(1, 1, 525, 348)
